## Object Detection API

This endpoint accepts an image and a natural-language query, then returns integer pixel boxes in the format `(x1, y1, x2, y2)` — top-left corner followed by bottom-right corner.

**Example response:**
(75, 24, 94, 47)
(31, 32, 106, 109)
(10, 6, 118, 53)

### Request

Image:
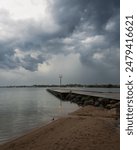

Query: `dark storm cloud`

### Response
(0, 0, 119, 83)
(18, 54, 46, 71)
(50, 0, 120, 83)
(0, 40, 17, 69)
(0, 44, 45, 71)
(52, 0, 119, 34)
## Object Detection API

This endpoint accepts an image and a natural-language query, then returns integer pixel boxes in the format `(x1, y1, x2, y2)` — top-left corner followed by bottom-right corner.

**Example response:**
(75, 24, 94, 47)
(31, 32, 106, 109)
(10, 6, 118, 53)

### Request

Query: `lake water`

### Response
(0, 88, 79, 144)
(0, 87, 120, 144)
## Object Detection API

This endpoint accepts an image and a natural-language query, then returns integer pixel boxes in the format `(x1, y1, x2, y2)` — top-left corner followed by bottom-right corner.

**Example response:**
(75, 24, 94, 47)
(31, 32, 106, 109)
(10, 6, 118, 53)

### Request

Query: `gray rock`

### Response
(84, 99, 94, 106)
(109, 100, 117, 104)
(101, 99, 110, 107)
(98, 98, 104, 102)
(105, 104, 113, 109)
(94, 100, 100, 107)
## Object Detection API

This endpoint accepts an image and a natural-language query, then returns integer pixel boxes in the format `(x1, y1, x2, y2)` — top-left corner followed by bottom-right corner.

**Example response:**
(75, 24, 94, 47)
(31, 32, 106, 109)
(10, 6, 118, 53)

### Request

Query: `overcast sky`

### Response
(0, 0, 119, 86)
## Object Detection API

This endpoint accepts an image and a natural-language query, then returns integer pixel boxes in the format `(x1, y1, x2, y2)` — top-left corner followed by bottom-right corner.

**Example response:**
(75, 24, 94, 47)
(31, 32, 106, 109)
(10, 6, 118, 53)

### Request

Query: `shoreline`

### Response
(0, 106, 120, 150)
(0, 106, 80, 145)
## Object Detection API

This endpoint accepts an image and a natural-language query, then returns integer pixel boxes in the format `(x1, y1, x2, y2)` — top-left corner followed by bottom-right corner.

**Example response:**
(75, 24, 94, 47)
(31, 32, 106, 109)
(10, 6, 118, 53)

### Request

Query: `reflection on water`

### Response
(0, 88, 78, 143)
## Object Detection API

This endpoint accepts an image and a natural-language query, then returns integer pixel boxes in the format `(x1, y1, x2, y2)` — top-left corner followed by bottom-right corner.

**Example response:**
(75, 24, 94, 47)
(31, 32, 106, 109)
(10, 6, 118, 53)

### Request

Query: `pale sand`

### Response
(0, 106, 120, 150)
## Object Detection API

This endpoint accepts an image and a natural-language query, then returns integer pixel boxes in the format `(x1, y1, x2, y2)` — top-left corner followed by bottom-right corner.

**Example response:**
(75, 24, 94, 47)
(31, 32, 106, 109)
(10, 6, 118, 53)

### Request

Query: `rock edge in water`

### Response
(47, 89, 120, 119)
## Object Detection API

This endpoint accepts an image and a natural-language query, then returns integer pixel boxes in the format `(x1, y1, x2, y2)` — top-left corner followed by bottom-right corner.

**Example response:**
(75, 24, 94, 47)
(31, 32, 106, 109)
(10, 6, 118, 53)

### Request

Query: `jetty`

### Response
(47, 88, 120, 110)
(47, 88, 120, 100)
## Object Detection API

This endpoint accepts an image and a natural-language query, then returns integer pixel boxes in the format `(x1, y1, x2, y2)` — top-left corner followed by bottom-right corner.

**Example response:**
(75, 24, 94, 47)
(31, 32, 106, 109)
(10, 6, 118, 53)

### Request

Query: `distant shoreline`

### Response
(0, 84, 120, 88)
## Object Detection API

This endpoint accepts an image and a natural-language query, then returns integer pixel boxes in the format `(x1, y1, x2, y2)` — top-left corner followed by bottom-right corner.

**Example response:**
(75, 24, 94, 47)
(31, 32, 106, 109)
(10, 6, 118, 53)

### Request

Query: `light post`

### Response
(59, 74, 62, 87)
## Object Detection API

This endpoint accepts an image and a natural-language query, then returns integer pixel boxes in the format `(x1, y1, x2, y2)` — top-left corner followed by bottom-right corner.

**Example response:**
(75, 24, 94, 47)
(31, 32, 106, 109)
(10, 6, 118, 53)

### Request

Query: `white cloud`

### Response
(93, 52, 104, 60)
(45, 53, 81, 74)
(0, 0, 59, 41)
(63, 37, 74, 44)
(82, 35, 104, 45)
(105, 21, 115, 31)
(0, 0, 46, 20)
(105, 16, 118, 32)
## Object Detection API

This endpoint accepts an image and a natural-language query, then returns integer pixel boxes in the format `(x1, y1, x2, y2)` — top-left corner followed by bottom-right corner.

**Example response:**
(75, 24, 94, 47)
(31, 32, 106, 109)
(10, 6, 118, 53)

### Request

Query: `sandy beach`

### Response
(0, 106, 120, 150)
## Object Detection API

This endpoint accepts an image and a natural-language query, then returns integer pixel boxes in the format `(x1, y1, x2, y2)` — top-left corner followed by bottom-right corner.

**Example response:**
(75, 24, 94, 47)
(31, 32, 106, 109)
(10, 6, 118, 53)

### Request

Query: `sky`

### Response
(0, 0, 120, 86)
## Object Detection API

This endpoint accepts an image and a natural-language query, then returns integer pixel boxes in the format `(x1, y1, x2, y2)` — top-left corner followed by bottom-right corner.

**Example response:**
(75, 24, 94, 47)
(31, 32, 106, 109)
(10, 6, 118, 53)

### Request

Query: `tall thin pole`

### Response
(59, 74, 62, 87)
(59, 74, 63, 113)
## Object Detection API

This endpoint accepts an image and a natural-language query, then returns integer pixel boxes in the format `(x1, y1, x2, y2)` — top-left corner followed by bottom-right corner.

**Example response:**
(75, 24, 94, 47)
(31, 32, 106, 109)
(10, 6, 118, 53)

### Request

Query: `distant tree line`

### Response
(0, 84, 120, 88)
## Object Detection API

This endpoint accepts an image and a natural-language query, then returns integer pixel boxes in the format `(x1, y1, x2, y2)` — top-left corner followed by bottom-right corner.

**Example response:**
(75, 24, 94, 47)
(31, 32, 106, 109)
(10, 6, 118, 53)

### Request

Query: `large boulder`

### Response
(101, 99, 110, 107)
(84, 99, 94, 106)
(94, 100, 100, 107)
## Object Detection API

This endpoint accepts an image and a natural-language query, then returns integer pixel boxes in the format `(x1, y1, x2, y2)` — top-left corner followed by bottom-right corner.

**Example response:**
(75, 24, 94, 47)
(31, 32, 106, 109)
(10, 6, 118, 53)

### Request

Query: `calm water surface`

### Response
(0, 88, 79, 143)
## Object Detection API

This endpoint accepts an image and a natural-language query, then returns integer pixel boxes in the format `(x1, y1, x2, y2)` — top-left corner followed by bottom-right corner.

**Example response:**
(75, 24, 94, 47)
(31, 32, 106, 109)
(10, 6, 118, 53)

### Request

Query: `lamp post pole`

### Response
(59, 74, 62, 87)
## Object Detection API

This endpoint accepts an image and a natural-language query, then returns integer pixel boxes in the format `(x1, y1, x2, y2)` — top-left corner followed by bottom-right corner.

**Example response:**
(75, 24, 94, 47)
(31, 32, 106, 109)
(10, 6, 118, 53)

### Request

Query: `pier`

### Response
(47, 88, 120, 100)
(47, 88, 120, 111)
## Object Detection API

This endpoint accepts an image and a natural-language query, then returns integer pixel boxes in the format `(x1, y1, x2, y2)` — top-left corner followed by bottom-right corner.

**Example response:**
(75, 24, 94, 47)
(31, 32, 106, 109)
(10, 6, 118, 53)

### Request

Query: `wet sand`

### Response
(0, 106, 120, 150)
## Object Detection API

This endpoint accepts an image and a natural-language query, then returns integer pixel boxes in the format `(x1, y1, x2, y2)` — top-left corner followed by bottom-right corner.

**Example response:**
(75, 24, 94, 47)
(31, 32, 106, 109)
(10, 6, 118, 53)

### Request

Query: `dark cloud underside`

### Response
(0, 0, 120, 84)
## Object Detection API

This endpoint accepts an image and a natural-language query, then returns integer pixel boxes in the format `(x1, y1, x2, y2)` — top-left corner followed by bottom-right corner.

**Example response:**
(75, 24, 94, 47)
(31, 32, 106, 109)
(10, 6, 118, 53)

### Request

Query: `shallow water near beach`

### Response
(0, 88, 79, 144)
(0, 87, 119, 144)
